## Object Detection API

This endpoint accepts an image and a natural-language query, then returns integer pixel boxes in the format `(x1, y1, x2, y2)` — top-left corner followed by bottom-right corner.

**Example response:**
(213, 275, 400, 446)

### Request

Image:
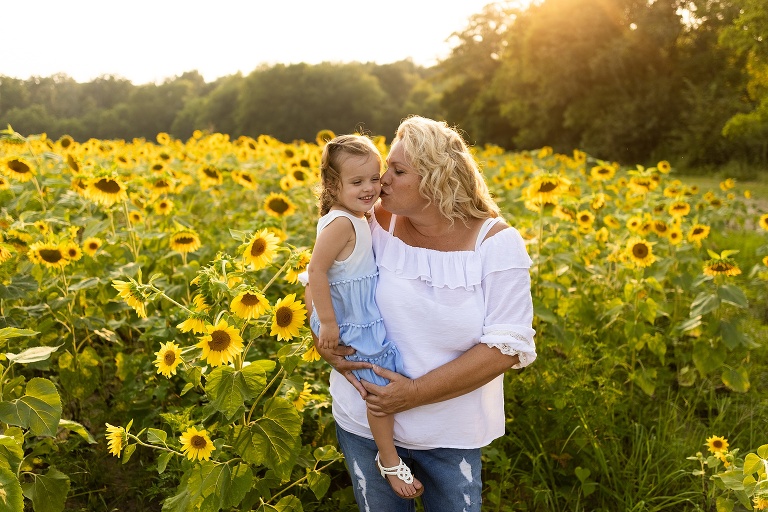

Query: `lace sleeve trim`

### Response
(482, 329, 536, 369)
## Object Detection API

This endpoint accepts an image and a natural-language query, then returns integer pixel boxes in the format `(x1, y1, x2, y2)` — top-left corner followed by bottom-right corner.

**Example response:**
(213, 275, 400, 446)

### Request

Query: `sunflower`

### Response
(112, 279, 148, 318)
(170, 230, 202, 254)
(524, 172, 570, 204)
(198, 165, 223, 190)
(603, 215, 620, 230)
(243, 229, 280, 270)
(719, 178, 735, 191)
(656, 160, 671, 173)
(28, 242, 70, 269)
(86, 176, 128, 207)
(293, 381, 314, 411)
(0, 245, 13, 264)
(0, 175, 10, 190)
(270, 293, 307, 341)
(668, 227, 683, 245)
(763, 255, 768, 267)
(33, 220, 49, 234)
(105, 423, 126, 458)
(196, 319, 244, 367)
(285, 249, 312, 284)
(625, 237, 656, 268)
(231, 170, 259, 190)
(156, 132, 171, 145)
(2, 157, 35, 182)
(153, 198, 174, 215)
(759, 213, 768, 231)
(179, 426, 215, 462)
(687, 224, 710, 243)
(316, 129, 336, 146)
(523, 197, 557, 213)
(576, 210, 595, 227)
(64, 241, 83, 261)
(627, 176, 655, 195)
(264, 192, 297, 218)
(705, 435, 728, 454)
(652, 220, 669, 237)
(128, 210, 143, 225)
(302, 344, 321, 363)
(154, 341, 183, 378)
(668, 200, 691, 218)
(58, 135, 75, 150)
(572, 149, 586, 165)
(595, 227, 609, 243)
(83, 237, 102, 257)
(590, 193, 607, 211)
(177, 313, 208, 334)
(754, 496, 768, 511)
(626, 216, 643, 232)
(231, 290, 270, 320)
(192, 294, 211, 312)
(590, 164, 616, 181)
(703, 257, 742, 277)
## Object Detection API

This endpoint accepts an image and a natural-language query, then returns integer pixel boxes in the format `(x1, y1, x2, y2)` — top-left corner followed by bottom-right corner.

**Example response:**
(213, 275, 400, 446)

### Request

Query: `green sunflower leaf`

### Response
(721, 367, 750, 393)
(0, 436, 24, 474)
(20, 467, 70, 512)
(743, 453, 762, 476)
(307, 470, 331, 499)
(0, 378, 62, 437)
(251, 397, 302, 480)
(58, 419, 96, 444)
(717, 285, 748, 308)
(0, 466, 23, 512)
(5, 345, 61, 364)
(0, 327, 38, 343)
(205, 364, 267, 418)
(692, 341, 726, 376)
(690, 291, 720, 317)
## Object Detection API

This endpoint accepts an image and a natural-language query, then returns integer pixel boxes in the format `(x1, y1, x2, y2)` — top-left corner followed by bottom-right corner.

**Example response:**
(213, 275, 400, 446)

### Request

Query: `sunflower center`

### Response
(538, 182, 557, 193)
(250, 239, 267, 257)
(154, 180, 170, 188)
(276, 306, 293, 327)
(203, 167, 220, 179)
(268, 199, 290, 214)
(190, 435, 208, 449)
(293, 169, 306, 181)
(94, 178, 121, 193)
(711, 262, 731, 272)
(163, 351, 176, 365)
(632, 243, 649, 258)
(175, 236, 195, 246)
(152, 164, 164, 171)
(693, 228, 703, 235)
(241, 174, 253, 183)
(209, 330, 231, 351)
(241, 293, 261, 306)
(68, 248, 78, 257)
(8, 160, 31, 174)
(40, 249, 64, 263)
(712, 440, 723, 449)
(88, 242, 99, 250)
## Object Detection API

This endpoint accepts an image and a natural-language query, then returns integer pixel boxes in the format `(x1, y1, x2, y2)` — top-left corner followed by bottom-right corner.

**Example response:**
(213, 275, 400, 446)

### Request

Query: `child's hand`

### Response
(318, 324, 340, 349)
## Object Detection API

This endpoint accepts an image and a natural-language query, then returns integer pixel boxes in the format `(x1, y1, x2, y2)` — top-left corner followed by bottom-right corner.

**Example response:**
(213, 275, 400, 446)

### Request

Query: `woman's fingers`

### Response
(362, 366, 414, 416)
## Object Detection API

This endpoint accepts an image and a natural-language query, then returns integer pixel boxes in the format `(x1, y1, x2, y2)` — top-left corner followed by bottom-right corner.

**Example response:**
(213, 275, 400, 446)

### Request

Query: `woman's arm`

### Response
(362, 344, 518, 416)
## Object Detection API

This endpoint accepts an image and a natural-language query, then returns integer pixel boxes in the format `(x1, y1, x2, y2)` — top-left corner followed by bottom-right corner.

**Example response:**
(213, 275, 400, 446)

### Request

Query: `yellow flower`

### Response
(719, 178, 735, 191)
(703, 258, 741, 277)
(179, 426, 215, 461)
(759, 213, 768, 231)
(668, 200, 691, 218)
(154, 341, 183, 378)
(112, 279, 148, 318)
(0, 175, 10, 190)
(2, 156, 36, 182)
(196, 319, 244, 367)
(302, 344, 321, 362)
(264, 192, 297, 217)
(668, 227, 683, 245)
(652, 220, 668, 237)
(34, 220, 49, 234)
(705, 435, 728, 454)
(170, 230, 202, 254)
(763, 255, 768, 267)
(128, 210, 143, 224)
(243, 229, 280, 270)
(754, 495, 768, 510)
(177, 313, 208, 334)
(626, 216, 643, 232)
(687, 224, 710, 243)
(83, 237, 102, 257)
(231, 170, 259, 190)
(316, 129, 336, 145)
(293, 382, 313, 411)
(105, 423, 126, 458)
(625, 237, 656, 268)
(0, 245, 12, 264)
(524, 172, 570, 204)
(285, 249, 312, 284)
(656, 160, 671, 173)
(153, 198, 174, 215)
(270, 294, 307, 341)
(576, 210, 595, 227)
(590, 164, 616, 181)
(198, 165, 224, 190)
(603, 215, 620, 230)
(86, 176, 128, 207)
(231, 290, 270, 320)
(64, 241, 82, 261)
(28, 242, 70, 270)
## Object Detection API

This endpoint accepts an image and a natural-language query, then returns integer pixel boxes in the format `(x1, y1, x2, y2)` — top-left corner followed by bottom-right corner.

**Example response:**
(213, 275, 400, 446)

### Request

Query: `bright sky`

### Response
(4, 0, 515, 85)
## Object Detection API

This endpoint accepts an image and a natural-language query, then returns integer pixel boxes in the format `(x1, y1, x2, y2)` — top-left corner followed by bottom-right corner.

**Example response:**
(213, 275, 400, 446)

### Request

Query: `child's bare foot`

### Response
(376, 454, 424, 499)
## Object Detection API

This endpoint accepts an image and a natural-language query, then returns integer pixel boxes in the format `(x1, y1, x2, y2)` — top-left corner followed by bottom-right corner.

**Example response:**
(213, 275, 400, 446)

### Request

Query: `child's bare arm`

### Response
(307, 217, 355, 349)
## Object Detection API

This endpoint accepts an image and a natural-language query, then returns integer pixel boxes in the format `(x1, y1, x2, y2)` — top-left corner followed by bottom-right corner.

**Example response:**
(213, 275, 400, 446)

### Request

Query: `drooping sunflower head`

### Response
(154, 341, 183, 378)
(625, 237, 656, 268)
(242, 229, 280, 270)
(170, 230, 202, 255)
(176, 312, 208, 334)
(28, 242, 70, 270)
(105, 423, 126, 458)
(705, 435, 728, 454)
(2, 156, 36, 183)
(263, 192, 297, 218)
(196, 319, 244, 367)
(112, 279, 148, 318)
(83, 237, 103, 257)
(285, 249, 312, 284)
(179, 426, 215, 461)
(231, 289, 270, 320)
(270, 293, 307, 341)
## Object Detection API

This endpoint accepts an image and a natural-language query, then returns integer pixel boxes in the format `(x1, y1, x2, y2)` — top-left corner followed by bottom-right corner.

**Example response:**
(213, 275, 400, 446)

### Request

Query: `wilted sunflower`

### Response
(668, 200, 691, 218)
(153, 198, 174, 215)
(196, 319, 244, 367)
(759, 213, 768, 231)
(625, 237, 656, 268)
(524, 172, 570, 204)
(230, 290, 270, 320)
(243, 229, 280, 270)
(285, 249, 312, 284)
(703, 250, 742, 277)
(177, 312, 208, 334)
(83, 237, 102, 257)
(264, 192, 297, 218)
(86, 176, 128, 207)
(28, 242, 70, 270)
(179, 426, 215, 461)
(705, 435, 728, 454)
(105, 423, 126, 458)
(154, 341, 183, 378)
(64, 241, 82, 261)
(2, 156, 35, 183)
(170, 230, 202, 254)
(270, 293, 307, 341)
(687, 224, 710, 243)
(316, 129, 336, 146)
(112, 279, 148, 318)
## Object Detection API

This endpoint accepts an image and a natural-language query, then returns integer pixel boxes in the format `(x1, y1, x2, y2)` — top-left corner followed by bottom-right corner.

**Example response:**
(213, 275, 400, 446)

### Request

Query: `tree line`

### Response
(1, 0, 765, 172)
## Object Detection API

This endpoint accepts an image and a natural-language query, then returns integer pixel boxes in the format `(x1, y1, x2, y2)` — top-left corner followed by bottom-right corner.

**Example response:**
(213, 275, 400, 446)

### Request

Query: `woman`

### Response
(306, 115, 536, 511)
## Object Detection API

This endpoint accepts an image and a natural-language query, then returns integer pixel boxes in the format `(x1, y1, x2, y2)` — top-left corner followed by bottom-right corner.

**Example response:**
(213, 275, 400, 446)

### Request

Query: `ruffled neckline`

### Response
(371, 213, 532, 290)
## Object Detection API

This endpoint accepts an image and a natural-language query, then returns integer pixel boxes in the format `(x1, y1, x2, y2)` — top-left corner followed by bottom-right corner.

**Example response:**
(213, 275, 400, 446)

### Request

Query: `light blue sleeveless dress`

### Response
(308, 210, 405, 386)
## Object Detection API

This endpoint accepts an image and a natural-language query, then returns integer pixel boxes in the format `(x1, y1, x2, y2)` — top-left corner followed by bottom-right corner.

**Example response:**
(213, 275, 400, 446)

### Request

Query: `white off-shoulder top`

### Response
(330, 211, 536, 450)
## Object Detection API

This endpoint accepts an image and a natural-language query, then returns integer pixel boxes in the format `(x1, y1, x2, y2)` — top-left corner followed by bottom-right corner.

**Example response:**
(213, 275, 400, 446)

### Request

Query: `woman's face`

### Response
(381, 140, 422, 215)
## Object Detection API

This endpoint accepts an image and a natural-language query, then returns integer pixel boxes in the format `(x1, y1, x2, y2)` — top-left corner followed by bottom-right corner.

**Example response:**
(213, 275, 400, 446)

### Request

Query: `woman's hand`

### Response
(361, 365, 419, 417)
(314, 343, 372, 399)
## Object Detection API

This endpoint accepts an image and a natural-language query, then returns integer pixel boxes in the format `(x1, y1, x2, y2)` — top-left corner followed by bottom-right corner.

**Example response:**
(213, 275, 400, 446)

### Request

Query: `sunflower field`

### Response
(0, 125, 767, 512)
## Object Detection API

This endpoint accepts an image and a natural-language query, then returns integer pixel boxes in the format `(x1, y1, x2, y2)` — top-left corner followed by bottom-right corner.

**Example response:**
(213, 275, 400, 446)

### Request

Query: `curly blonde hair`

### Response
(393, 115, 500, 225)
(317, 134, 382, 216)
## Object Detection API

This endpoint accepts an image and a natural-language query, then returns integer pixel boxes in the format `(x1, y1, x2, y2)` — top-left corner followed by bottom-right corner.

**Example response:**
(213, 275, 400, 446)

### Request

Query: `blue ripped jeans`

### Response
(335, 425, 482, 512)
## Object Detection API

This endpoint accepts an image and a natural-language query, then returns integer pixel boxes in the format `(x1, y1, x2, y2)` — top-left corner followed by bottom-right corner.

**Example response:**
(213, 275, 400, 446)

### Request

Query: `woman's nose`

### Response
(380, 170, 390, 185)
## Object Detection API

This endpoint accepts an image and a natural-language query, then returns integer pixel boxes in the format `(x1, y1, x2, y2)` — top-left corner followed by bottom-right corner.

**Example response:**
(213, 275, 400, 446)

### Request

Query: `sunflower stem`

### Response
(260, 255, 293, 295)
(265, 459, 341, 504)
(248, 368, 284, 423)
(148, 286, 194, 315)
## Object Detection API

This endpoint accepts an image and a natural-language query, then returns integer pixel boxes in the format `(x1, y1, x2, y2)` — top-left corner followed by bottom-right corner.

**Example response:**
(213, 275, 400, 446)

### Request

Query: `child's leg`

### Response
(367, 409, 422, 498)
